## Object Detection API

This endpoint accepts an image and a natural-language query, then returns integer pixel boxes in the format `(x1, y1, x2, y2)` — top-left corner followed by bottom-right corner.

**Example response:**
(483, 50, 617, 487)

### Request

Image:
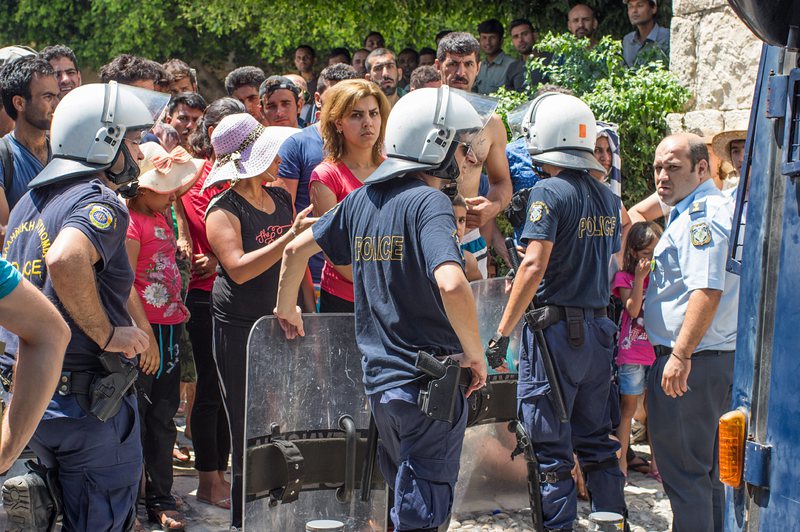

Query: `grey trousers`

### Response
(647, 351, 734, 532)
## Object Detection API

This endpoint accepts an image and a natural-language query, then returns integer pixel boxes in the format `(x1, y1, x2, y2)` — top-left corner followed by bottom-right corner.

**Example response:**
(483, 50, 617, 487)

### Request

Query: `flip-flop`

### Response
(196, 496, 232, 510)
(147, 508, 187, 531)
(173, 445, 192, 464)
(627, 455, 650, 475)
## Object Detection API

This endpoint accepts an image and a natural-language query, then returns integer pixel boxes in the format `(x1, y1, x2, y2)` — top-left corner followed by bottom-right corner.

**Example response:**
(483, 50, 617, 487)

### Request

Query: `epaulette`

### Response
(689, 199, 707, 218)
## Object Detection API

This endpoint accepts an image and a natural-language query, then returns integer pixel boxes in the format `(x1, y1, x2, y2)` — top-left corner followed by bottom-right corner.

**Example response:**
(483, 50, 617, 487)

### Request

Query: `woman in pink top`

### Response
(310, 79, 389, 312)
(612, 221, 663, 480)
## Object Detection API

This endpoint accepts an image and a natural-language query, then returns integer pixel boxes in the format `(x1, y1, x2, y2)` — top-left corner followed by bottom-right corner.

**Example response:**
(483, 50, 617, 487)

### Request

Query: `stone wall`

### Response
(667, 0, 762, 135)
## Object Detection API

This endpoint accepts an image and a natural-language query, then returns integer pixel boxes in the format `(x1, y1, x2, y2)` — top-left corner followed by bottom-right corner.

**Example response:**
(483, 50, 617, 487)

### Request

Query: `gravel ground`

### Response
(0, 424, 672, 532)
(448, 447, 673, 531)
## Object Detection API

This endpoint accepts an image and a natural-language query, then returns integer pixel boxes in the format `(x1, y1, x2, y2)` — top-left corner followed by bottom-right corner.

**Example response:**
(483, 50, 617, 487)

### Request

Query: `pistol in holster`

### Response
(415, 350, 468, 424)
(89, 352, 138, 422)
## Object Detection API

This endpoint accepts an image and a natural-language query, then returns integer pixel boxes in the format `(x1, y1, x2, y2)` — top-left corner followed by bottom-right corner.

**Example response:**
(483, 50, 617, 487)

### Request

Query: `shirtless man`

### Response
(435, 32, 512, 274)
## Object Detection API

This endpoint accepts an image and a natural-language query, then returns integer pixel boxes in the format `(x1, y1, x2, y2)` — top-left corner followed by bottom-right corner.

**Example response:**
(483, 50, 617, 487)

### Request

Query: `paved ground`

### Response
(0, 415, 671, 532)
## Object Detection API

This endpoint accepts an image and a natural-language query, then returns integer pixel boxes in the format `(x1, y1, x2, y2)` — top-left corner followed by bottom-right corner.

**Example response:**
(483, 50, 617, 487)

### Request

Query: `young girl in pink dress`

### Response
(126, 142, 202, 530)
(613, 221, 663, 480)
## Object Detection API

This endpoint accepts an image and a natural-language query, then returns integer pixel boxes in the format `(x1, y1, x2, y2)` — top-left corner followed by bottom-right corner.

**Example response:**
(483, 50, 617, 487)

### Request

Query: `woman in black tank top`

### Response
(202, 114, 315, 528)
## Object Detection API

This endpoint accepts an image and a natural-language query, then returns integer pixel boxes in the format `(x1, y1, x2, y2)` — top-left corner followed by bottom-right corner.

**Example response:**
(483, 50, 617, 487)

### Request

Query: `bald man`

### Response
(567, 4, 599, 46)
(644, 133, 739, 532)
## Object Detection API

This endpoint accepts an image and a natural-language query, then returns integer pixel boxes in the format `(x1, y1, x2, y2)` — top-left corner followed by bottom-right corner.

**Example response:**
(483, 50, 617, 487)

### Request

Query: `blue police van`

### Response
(720, 1, 800, 529)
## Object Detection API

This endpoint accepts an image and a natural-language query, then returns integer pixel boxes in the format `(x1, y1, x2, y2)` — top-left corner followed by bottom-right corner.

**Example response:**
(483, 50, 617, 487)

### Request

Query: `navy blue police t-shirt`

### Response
(520, 169, 621, 309)
(0, 178, 134, 372)
(312, 177, 464, 395)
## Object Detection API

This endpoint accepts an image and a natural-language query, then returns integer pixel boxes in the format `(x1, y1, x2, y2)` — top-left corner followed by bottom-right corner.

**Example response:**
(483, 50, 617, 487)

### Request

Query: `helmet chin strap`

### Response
(440, 180, 459, 200)
(106, 142, 141, 187)
(532, 162, 552, 179)
(427, 140, 460, 180)
(117, 181, 140, 199)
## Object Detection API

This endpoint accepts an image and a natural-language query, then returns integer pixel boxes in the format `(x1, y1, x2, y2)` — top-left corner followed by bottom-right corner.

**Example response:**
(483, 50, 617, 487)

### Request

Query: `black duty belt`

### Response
(526, 305, 608, 349)
(56, 371, 96, 396)
(548, 306, 608, 321)
(653, 345, 735, 358)
(527, 305, 608, 330)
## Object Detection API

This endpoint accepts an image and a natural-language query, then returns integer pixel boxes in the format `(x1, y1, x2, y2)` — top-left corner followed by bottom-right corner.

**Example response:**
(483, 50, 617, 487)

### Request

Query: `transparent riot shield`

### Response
(453, 278, 529, 514)
(244, 314, 388, 531)
(470, 278, 522, 373)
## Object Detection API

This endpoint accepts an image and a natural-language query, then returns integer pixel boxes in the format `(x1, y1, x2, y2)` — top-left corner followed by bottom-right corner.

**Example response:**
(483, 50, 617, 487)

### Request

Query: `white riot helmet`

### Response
(514, 92, 606, 175)
(364, 85, 497, 185)
(28, 81, 169, 189)
(0, 46, 37, 67)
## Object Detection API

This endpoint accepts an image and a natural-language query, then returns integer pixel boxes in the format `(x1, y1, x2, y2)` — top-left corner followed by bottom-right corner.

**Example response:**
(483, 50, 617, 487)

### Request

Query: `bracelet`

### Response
(671, 352, 690, 362)
(289, 227, 297, 238)
(101, 327, 115, 351)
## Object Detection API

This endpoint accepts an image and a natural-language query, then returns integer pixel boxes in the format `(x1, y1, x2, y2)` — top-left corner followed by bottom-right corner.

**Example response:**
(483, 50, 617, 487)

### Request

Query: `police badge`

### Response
(529, 201, 549, 223)
(690, 222, 712, 247)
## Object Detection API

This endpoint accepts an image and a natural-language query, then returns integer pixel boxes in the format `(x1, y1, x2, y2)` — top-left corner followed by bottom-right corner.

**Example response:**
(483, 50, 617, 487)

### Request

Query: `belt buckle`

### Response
(57, 372, 71, 396)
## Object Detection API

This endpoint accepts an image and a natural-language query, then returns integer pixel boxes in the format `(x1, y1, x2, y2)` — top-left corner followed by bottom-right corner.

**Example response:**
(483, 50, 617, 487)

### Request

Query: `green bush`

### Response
(494, 32, 690, 207)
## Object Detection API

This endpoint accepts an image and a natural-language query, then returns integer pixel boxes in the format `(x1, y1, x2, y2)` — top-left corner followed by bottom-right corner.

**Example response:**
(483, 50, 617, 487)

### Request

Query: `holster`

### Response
(60, 353, 138, 422)
(415, 351, 469, 424)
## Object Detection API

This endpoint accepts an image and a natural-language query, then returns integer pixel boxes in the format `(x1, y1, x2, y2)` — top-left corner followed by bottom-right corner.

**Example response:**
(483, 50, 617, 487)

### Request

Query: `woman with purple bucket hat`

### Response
(203, 113, 316, 528)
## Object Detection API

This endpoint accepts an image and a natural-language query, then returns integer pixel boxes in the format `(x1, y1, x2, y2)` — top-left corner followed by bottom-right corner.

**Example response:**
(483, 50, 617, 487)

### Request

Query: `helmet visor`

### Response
(506, 100, 532, 141)
(107, 82, 170, 132)
(448, 88, 499, 144)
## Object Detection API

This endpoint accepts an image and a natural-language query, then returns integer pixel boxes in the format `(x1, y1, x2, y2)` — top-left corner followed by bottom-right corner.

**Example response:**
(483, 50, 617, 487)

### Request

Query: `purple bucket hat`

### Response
(202, 113, 299, 190)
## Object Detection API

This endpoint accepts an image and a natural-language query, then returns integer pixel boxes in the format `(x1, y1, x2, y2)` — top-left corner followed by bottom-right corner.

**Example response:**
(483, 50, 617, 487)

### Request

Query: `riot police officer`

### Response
(274, 86, 491, 532)
(487, 93, 626, 531)
(0, 81, 168, 531)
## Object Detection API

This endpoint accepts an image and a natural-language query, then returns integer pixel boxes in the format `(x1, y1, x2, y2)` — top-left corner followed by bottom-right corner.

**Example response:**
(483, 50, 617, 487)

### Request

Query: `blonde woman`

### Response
(309, 79, 390, 312)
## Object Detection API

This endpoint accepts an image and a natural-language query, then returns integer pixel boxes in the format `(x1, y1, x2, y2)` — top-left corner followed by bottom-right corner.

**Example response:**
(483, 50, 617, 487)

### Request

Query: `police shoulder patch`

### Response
(88, 204, 115, 230)
(690, 221, 712, 247)
(528, 201, 549, 223)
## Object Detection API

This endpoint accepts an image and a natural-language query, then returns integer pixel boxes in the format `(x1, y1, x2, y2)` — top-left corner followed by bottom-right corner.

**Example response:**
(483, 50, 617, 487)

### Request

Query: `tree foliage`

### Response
(0, 0, 670, 72)
(502, 33, 690, 206)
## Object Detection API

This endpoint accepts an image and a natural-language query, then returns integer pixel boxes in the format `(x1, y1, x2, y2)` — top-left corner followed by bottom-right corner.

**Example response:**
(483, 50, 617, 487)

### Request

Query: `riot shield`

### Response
(244, 314, 388, 531)
(452, 278, 529, 514)
(471, 278, 522, 373)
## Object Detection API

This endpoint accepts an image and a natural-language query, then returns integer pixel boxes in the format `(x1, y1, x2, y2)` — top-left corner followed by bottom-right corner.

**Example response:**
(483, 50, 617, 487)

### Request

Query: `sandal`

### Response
(196, 495, 232, 510)
(147, 508, 187, 531)
(173, 445, 191, 464)
(627, 455, 650, 475)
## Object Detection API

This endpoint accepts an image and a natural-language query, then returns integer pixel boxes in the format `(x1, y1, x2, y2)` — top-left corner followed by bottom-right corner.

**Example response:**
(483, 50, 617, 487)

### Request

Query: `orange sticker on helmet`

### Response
(579, 124, 587, 138)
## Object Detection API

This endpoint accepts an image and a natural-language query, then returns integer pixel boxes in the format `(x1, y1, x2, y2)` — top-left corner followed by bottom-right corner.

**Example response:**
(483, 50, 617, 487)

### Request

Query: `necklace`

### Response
(236, 185, 266, 212)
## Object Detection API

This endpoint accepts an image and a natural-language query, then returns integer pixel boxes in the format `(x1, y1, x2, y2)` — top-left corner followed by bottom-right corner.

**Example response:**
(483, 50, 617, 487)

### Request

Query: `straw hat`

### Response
(202, 113, 299, 191)
(137, 142, 203, 195)
(711, 130, 746, 164)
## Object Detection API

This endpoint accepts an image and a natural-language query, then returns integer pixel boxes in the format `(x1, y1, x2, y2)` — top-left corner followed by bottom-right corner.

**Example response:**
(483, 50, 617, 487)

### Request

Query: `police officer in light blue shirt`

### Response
(644, 133, 738, 532)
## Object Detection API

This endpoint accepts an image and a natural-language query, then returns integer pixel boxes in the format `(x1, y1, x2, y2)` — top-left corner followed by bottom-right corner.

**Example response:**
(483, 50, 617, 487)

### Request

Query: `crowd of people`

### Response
(0, 1, 746, 531)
